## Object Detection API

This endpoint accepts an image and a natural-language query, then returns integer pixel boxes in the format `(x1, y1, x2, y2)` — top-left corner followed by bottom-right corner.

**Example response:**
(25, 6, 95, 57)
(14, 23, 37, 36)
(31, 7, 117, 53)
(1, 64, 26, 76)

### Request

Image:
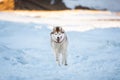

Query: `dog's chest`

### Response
(53, 42, 63, 48)
(52, 42, 64, 51)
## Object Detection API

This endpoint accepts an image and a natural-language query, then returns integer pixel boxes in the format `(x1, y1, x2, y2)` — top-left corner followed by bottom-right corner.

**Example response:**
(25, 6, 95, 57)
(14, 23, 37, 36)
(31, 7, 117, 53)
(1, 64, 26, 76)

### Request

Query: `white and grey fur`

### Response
(50, 26, 68, 66)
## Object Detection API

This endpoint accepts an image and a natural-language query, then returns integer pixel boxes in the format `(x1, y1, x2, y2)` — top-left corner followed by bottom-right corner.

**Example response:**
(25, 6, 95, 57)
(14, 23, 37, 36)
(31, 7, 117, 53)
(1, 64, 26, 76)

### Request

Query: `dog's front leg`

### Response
(54, 50, 60, 66)
(62, 52, 67, 66)
(56, 53, 60, 66)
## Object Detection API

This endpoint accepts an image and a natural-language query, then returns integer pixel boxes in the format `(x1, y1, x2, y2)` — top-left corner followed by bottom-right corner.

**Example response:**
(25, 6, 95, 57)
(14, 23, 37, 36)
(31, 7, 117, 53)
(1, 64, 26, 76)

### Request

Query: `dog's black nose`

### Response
(57, 37, 60, 42)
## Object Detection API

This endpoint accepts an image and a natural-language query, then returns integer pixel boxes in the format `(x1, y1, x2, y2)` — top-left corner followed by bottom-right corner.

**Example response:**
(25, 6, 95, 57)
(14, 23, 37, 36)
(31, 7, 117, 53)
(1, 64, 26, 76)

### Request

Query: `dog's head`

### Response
(51, 26, 65, 43)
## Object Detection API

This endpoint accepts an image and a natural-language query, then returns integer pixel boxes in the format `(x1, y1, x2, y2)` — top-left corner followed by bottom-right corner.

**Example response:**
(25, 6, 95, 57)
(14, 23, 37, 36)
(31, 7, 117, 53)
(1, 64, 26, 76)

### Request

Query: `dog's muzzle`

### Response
(57, 37, 60, 43)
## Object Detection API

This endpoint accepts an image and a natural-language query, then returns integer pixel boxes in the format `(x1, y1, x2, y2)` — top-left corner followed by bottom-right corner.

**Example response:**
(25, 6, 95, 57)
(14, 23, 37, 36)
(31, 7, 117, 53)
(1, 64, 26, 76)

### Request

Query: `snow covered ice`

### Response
(0, 10, 120, 80)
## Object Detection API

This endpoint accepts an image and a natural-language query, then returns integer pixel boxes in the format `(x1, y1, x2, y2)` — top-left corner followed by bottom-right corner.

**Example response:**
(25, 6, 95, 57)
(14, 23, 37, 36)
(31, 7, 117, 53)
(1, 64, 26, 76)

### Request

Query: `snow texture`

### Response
(0, 11, 120, 80)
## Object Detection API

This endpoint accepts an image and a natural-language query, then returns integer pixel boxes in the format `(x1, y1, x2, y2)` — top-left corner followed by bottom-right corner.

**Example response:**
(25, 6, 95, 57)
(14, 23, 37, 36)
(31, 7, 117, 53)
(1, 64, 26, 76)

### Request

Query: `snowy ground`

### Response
(0, 10, 120, 80)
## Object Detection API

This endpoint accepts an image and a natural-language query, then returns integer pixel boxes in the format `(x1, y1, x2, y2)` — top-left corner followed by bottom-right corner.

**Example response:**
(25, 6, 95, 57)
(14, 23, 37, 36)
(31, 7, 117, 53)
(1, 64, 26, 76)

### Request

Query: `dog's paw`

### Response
(65, 63, 68, 66)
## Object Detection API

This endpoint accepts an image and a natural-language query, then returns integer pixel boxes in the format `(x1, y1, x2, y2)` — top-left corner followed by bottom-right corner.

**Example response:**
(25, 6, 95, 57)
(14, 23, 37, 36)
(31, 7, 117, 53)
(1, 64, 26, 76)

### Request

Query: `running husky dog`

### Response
(50, 26, 68, 66)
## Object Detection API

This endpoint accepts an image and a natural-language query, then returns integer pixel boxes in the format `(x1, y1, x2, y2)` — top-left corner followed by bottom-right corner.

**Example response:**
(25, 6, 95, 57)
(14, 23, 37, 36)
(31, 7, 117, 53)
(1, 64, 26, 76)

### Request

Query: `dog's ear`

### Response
(61, 28, 65, 33)
(61, 31, 64, 33)
(50, 32, 54, 35)
(53, 27, 56, 32)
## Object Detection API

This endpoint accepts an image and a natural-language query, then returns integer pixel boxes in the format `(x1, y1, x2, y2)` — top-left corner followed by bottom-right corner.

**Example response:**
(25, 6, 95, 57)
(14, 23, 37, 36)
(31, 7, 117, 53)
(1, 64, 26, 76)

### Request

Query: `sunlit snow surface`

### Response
(0, 10, 120, 80)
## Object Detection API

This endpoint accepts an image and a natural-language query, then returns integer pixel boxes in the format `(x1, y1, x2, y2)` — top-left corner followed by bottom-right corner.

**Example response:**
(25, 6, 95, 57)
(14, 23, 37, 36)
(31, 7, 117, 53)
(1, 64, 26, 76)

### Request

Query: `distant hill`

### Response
(0, 0, 91, 10)
(63, 0, 120, 12)
(0, 0, 120, 11)
(15, 0, 69, 10)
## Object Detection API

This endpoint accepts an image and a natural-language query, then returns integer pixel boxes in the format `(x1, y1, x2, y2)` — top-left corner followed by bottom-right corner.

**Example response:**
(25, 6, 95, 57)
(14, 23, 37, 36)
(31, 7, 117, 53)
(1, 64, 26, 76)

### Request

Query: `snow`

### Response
(0, 10, 120, 80)
(63, 0, 120, 11)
